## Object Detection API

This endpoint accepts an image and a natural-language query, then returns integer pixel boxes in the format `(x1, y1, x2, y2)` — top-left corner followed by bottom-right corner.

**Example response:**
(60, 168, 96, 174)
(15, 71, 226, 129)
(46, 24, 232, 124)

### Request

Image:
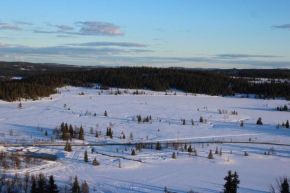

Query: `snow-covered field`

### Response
(0, 86, 290, 192)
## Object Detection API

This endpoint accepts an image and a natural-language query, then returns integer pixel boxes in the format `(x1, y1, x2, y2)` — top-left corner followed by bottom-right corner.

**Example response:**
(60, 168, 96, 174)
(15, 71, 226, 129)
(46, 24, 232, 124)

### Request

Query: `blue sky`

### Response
(0, 0, 290, 68)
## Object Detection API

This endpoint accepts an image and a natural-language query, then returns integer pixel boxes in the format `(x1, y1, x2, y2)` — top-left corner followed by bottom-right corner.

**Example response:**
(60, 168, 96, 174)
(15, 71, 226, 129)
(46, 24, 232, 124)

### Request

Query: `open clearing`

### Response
(0, 86, 290, 192)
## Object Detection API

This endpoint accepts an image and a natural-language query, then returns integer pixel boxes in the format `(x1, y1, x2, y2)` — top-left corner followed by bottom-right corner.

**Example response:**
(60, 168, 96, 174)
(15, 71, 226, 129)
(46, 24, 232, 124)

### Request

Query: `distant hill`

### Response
(0, 61, 97, 77)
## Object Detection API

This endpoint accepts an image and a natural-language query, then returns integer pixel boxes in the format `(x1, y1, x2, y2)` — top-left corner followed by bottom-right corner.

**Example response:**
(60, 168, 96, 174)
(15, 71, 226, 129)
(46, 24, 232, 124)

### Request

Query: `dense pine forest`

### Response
(0, 65, 289, 102)
(216, 69, 290, 79)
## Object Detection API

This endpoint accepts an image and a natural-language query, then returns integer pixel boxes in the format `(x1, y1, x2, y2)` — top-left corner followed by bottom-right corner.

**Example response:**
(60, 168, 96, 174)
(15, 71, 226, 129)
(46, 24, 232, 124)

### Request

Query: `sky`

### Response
(0, 0, 290, 69)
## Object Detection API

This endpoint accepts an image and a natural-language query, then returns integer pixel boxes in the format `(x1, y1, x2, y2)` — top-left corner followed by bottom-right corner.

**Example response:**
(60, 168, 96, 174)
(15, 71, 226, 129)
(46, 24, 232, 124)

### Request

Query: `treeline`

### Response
(215, 69, 290, 79)
(0, 67, 289, 101)
(231, 78, 290, 100)
(0, 172, 89, 193)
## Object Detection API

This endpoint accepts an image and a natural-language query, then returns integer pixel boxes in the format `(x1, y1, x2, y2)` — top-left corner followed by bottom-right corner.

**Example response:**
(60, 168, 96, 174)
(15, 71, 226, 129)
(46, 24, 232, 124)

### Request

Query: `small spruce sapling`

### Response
(199, 116, 204, 123)
(256, 117, 263, 125)
(208, 149, 214, 159)
(92, 157, 100, 166)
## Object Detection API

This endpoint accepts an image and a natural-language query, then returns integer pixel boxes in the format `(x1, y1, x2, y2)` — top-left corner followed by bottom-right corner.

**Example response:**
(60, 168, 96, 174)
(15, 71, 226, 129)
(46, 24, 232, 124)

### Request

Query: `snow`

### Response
(0, 86, 290, 192)
(11, 76, 23, 80)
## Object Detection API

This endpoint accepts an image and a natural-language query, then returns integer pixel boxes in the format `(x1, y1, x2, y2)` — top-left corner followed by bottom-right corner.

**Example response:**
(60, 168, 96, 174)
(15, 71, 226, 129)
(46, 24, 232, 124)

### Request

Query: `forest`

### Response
(0, 66, 289, 102)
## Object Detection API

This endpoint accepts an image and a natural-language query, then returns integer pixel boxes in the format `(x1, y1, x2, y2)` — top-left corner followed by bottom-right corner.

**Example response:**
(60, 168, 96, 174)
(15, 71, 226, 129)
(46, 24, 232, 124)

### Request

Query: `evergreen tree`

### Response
(223, 170, 233, 193)
(81, 181, 89, 193)
(188, 145, 192, 153)
(156, 142, 162, 150)
(64, 123, 68, 132)
(106, 127, 113, 138)
(164, 186, 168, 193)
(130, 132, 134, 140)
(286, 120, 289, 129)
(281, 178, 289, 193)
(46, 175, 59, 193)
(69, 125, 74, 138)
(232, 172, 240, 192)
(131, 149, 136, 156)
(109, 128, 113, 138)
(95, 131, 99, 138)
(84, 150, 89, 162)
(68, 143, 72, 151)
(92, 157, 100, 166)
(215, 146, 219, 154)
(31, 176, 37, 193)
(208, 149, 214, 159)
(37, 173, 47, 192)
(24, 172, 30, 193)
(71, 176, 80, 193)
(172, 152, 176, 159)
(64, 141, 72, 152)
(79, 126, 84, 140)
(240, 121, 244, 127)
(104, 110, 108, 117)
(200, 116, 204, 123)
(256, 117, 263, 125)
(60, 122, 65, 132)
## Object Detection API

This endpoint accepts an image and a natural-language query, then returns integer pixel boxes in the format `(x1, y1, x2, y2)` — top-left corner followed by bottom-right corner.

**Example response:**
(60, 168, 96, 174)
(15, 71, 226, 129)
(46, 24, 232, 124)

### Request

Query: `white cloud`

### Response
(66, 41, 147, 47)
(56, 25, 74, 30)
(12, 20, 33, 25)
(0, 25, 22, 31)
(273, 24, 290, 29)
(75, 21, 123, 36)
